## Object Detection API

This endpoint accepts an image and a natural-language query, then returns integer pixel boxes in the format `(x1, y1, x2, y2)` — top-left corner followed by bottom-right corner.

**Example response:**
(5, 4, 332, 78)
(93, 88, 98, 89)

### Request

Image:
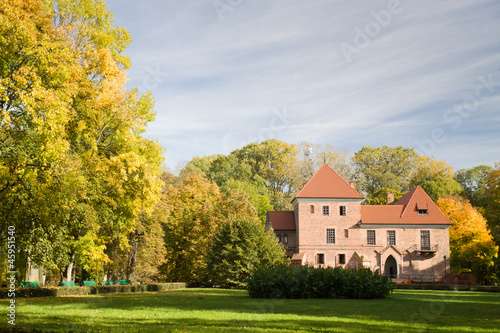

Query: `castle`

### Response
(266, 163, 451, 280)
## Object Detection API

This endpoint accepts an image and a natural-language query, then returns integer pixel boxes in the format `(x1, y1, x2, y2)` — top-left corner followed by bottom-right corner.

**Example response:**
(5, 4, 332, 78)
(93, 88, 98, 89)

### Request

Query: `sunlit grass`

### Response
(1, 288, 499, 332)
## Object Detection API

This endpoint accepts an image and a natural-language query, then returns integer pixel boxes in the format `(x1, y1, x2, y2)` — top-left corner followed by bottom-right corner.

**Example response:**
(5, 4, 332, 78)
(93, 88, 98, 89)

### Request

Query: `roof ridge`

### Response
(294, 163, 364, 200)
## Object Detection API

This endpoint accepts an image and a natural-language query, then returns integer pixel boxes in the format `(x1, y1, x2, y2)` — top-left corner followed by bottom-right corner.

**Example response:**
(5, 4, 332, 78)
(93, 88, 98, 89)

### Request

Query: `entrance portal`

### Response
(384, 255, 397, 278)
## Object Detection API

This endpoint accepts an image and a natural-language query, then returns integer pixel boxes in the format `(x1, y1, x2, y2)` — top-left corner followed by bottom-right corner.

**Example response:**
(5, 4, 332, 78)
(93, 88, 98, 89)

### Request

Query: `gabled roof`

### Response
(294, 163, 364, 200)
(361, 186, 452, 225)
(267, 211, 295, 230)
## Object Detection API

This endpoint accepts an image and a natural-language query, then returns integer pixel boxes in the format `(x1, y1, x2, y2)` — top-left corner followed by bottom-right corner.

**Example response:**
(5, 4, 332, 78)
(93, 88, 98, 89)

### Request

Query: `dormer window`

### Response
(418, 209, 429, 216)
(416, 202, 429, 216)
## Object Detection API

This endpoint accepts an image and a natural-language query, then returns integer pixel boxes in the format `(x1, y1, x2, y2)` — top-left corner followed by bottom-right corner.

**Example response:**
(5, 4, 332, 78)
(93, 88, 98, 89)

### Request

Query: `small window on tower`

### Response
(309, 205, 314, 214)
(283, 234, 288, 245)
(323, 206, 329, 216)
(340, 206, 346, 216)
(277, 234, 282, 243)
(344, 229, 349, 238)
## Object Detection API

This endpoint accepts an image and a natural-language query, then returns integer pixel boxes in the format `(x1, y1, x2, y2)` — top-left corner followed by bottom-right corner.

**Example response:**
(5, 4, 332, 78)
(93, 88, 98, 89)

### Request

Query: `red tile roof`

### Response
(361, 186, 452, 225)
(267, 211, 295, 230)
(294, 163, 364, 199)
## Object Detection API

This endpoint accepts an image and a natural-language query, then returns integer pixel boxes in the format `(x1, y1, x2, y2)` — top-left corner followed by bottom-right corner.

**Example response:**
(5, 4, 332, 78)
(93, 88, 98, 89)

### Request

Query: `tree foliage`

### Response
(232, 139, 299, 210)
(437, 196, 498, 284)
(206, 217, 288, 289)
(454, 165, 493, 208)
(365, 188, 403, 205)
(0, 0, 163, 283)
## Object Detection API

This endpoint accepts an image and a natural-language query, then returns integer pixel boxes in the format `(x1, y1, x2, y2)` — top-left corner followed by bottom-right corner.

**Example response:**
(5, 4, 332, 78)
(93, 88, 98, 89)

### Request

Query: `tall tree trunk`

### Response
(66, 252, 75, 282)
(126, 230, 140, 279)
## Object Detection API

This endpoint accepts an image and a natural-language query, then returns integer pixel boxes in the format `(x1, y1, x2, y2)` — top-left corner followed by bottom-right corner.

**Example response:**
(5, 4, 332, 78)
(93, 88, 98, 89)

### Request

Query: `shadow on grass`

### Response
(4, 289, 500, 333)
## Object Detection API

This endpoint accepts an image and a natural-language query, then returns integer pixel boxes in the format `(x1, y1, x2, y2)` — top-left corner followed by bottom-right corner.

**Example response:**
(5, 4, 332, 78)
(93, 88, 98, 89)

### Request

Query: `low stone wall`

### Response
(0, 282, 186, 298)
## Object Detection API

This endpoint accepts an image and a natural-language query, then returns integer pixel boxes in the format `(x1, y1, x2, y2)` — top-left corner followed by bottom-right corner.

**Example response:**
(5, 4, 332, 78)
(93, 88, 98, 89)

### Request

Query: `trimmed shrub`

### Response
(247, 265, 394, 299)
(0, 283, 186, 298)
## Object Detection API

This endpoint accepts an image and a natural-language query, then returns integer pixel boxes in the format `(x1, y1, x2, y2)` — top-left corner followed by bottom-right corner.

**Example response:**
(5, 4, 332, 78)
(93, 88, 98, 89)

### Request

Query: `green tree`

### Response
(420, 176, 462, 202)
(353, 146, 417, 195)
(162, 173, 221, 283)
(455, 165, 493, 208)
(206, 217, 289, 289)
(365, 188, 403, 205)
(232, 139, 299, 210)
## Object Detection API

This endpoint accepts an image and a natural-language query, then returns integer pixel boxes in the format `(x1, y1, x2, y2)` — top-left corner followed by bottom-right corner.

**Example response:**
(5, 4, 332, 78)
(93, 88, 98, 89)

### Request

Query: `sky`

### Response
(104, 0, 500, 171)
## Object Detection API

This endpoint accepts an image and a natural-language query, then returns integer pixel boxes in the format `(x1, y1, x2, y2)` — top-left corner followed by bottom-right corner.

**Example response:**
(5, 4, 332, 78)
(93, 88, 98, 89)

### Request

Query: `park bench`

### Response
(83, 281, 96, 286)
(104, 280, 114, 285)
(117, 279, 131, 285)
(20, 281, 39, 288)
(58, 281, 76, 287)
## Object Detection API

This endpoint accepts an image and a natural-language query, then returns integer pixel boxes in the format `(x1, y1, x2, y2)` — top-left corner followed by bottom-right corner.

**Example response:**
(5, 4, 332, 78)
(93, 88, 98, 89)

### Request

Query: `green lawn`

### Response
(1, 288, 499, 332)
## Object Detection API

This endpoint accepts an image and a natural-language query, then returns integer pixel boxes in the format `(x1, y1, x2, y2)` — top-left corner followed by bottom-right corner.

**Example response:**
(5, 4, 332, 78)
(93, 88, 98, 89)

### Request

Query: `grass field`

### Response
(1, 288, 499, 332)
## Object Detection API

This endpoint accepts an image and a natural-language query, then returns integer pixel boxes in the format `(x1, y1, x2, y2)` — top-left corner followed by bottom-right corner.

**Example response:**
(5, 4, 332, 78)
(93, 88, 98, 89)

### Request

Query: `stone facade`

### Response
(267, 164, 452, 280)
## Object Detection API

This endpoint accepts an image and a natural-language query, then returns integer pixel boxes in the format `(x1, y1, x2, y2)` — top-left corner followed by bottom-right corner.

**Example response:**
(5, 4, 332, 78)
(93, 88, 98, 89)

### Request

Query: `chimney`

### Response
(349, 182, 355, 189)
(387, 192, 394, 205)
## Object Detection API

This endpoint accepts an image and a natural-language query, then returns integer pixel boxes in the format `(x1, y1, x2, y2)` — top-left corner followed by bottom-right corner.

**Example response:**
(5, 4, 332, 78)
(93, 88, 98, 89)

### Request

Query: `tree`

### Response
(353, 146, 417, 195)
(455, 165, 493, 208)
(295, 142, 354, 188)
(0, 0, 164, 283)
(222, 178, 272, 224)
(162, 173, 221, 283)
(408, 155, 455, 188)
(0, 0, 84, 280)
(437, 196, 498, 284)
(206, 217, 289, 289)
(483, 163, 500, 280)
(365, 188, 403, 205)
(232, 139, 299, 210)
(420, 176, 462, 202)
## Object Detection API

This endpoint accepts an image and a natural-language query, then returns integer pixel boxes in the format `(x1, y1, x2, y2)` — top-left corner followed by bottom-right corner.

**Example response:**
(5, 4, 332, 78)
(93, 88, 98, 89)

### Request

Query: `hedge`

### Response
(247, 265, 394, 299)
(0, 282, 186, 298)
(395, 284, 500, 292)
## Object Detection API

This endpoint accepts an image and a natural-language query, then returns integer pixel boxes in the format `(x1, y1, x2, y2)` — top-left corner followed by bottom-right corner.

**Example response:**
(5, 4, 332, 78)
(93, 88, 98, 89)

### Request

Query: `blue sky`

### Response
(105, 0, 500, 171)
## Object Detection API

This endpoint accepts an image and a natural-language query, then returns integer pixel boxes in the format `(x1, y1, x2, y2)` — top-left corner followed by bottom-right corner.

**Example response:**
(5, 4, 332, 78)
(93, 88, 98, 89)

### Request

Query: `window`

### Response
(344, 229, 349, 238)
(277, 234, 282, 243)
(317, 253, 325, 264)
(283, 234, 288, 245)
(326, 229, 335, 244)
(418, 209, 429, 216)
(421, 230, 430, 250)
(323, 206, 329, 216)
(387, 230, 396, 246)
(309, 205, 315, 214)
(339, 254, 346, 265)
(339, 206, 346, 216)
(367, 230, 376, 245)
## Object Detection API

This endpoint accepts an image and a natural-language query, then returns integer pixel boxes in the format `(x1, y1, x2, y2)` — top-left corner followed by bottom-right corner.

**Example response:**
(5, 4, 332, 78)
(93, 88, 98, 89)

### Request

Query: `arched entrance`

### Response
(384, 255, 398, 278)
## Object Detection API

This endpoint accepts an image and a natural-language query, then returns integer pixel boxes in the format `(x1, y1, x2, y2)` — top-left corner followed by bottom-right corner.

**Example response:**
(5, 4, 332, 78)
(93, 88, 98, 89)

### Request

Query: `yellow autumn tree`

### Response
(437, 196, 498, 284)
(1, 0, 164, 283)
